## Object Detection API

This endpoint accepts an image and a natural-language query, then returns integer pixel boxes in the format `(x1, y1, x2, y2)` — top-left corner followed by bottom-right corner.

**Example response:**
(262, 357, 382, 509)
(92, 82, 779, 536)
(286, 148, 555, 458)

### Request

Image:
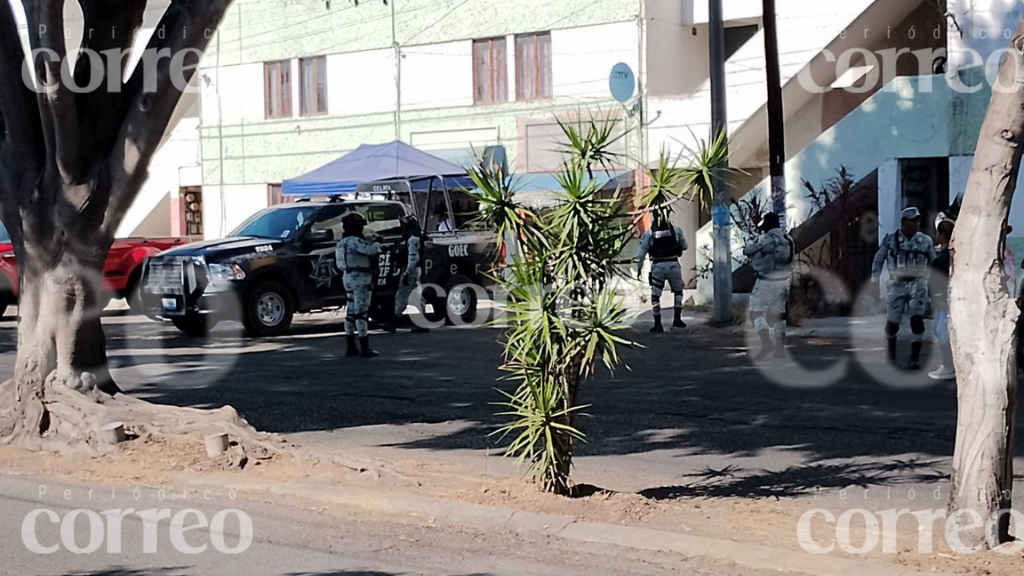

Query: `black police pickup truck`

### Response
(140, 198, 499, 337)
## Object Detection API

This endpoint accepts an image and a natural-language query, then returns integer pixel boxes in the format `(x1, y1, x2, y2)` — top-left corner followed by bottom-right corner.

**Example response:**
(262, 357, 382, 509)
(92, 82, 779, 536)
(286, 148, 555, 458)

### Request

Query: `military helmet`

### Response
(758, 212, 781, 232)
(341, 211, 367, 234)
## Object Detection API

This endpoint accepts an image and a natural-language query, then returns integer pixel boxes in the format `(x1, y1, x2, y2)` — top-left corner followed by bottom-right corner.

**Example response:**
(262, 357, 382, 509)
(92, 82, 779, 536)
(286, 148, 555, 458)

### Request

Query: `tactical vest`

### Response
(649, 228, 683, 261)
(886, 233, 930, 280)
(339, 237, 374, 273)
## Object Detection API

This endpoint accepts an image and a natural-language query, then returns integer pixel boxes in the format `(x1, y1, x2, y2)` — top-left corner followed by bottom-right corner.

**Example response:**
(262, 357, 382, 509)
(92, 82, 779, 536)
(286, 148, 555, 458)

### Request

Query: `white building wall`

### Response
(330, 49, 398, 115)
(203, 185, 269, 240)
(116, 117, 203, 238)
(552, 22, 640, 100)
(200, 64, 266, 125)
(401, 42, 475, 110)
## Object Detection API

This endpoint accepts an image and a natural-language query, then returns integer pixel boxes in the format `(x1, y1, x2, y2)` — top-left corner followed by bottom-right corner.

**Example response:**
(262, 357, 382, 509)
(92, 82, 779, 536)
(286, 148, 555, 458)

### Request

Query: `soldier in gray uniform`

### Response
(744, 212, 795, 360)
(871, 206, 936, 369)
(636, 213, 688, 333)
(392, 215, 429, 333)
(335, 212, 382, 357)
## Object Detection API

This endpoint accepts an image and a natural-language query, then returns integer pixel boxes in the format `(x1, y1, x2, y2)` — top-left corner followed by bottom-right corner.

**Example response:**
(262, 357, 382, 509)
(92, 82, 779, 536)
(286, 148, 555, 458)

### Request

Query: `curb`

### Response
(184, 476, 951, 576)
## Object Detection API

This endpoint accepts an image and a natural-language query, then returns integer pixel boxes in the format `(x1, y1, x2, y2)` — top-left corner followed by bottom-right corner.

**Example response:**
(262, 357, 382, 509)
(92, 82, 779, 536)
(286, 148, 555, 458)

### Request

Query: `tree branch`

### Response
(103, 0, 233, 237)
(22, 0, 81, 183)
(0, 0, 43, 169)
(75, 0, 148, 169)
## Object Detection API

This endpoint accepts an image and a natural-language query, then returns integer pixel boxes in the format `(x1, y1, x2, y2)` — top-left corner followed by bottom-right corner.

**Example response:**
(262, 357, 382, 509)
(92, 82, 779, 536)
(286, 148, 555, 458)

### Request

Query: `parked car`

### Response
(0, 222, 190, 316)
(139, 198, 499, 338)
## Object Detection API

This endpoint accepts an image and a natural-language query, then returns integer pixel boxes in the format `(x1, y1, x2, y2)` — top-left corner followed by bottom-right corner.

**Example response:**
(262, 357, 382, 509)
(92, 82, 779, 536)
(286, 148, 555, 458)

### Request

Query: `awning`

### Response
(282, 140, 468, 196)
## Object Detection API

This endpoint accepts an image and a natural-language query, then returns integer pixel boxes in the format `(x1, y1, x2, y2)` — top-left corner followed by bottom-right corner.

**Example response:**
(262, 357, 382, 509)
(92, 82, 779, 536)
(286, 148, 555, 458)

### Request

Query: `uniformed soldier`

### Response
(871, 206, 936, 370)
(335, 212, 382, 357)
(392, 215, 429, 333)
(636, 213, 688, 333)
(744, 212, 796, 360)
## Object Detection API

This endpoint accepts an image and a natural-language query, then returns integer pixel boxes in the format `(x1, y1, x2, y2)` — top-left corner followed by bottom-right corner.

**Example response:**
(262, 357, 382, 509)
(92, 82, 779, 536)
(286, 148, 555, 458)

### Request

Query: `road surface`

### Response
(0, 472, 737, 576)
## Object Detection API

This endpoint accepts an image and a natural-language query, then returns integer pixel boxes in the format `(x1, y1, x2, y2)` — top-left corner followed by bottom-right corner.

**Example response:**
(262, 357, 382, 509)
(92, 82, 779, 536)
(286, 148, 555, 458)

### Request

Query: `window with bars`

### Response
(300, 56, 328, 117)
(264, 60, 292, 119)
(515, 32, 552, 101)
(472, 37, 508, 105)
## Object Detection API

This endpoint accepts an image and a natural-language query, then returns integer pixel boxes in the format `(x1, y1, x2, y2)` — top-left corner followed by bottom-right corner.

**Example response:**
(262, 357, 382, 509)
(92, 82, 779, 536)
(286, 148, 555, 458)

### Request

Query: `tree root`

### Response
(0, 374, 286, 470)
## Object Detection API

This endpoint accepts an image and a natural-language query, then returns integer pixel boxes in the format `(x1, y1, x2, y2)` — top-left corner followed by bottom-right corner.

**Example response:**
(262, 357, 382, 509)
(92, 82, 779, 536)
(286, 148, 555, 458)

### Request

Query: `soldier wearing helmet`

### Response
(743, 212, 795, 360)
(335, 211, 382, 357)
(871, 206, 936, 369)
(635, 211, 689, 333)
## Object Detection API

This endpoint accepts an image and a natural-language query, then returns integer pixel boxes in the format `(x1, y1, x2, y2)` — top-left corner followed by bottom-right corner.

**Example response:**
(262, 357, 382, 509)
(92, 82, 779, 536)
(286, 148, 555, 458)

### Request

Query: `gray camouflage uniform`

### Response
(395, 236, 422, 315)
(871, 231, 935, 338)
(336, 235, 381, 337)
(636, 226, 688, 316)
(744, 228, 795, 338)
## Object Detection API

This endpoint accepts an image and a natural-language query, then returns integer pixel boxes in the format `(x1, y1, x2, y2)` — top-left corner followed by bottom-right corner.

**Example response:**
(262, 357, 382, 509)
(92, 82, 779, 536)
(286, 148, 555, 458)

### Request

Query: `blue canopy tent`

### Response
(282, 140, 471, 197)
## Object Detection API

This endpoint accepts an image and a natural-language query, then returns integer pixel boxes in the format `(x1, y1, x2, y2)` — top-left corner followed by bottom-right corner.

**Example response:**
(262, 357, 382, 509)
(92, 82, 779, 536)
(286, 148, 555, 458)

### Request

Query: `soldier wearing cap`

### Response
(871, 206, 936, 369)
(743, 212, 796, 360)
(335, 212, 382, 357)
(635, 211, 689, 333)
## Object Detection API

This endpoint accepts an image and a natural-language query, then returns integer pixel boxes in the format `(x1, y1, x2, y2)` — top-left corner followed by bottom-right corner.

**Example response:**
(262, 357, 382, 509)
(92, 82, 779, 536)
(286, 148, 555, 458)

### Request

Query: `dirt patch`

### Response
(2, 441, 1022, 576)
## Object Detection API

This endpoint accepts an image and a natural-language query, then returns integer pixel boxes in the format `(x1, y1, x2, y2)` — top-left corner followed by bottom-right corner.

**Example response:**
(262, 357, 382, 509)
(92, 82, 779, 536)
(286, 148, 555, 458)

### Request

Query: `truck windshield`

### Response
(0, 221, 9, 243)
(231, 206, 319, 240)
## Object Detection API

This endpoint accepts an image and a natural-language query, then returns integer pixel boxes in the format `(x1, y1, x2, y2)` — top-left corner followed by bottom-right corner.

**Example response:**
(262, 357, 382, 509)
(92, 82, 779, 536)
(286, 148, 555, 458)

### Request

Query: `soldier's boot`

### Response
(672, 308, 687, 329)
(650, 314, 664, 333)
(886, 337, 898, 364)
(773, 332, 787, 359)
(754, 329, 774, 361)
(360, 336, 380, 358)
(909, 341, 923, 371)
(345, 334, 360, 357)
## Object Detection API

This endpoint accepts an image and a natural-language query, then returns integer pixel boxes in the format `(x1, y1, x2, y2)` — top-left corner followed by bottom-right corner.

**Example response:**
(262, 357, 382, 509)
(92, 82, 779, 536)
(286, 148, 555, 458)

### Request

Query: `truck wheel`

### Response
(0, 289, 9, 318)
(243, 282, 294, 337)
(172, 314, 219, 337)
(124, 268, 143, 313)
(443, 275, 479, 325)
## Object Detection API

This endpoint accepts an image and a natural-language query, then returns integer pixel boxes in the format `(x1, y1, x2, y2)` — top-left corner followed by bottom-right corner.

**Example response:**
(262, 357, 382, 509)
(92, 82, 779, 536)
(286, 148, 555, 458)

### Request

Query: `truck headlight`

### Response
(208, 263, 246, 281)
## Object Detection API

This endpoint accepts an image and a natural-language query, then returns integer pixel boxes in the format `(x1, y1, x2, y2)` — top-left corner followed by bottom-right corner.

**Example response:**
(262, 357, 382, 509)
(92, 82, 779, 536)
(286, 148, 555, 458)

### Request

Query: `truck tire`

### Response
(442, 275, 479, 325)
(172, 314, 219, 337)
(124, 268, 143, 313)
(243, 281, 294, 337)
(0, 289, 9, 319)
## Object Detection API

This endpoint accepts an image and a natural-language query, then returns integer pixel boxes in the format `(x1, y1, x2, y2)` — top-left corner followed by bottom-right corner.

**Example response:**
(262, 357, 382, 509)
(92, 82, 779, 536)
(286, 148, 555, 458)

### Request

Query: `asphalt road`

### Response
(0, 307, 1020, 505)
(0, 472, 723, 576)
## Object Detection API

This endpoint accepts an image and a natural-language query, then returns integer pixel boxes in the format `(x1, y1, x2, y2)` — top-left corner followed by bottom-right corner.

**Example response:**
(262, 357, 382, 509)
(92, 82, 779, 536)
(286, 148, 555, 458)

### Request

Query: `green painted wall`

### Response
(208, 0, 640, 66)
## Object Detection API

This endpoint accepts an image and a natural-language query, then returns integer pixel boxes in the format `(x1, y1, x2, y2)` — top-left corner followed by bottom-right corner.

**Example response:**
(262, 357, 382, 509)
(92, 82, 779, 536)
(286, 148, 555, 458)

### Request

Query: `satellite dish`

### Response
(609, 63, 636, 104)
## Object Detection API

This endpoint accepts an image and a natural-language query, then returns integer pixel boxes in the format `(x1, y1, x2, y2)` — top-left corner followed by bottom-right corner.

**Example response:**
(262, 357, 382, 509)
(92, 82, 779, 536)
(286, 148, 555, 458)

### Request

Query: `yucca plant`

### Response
(472, 115, 730, 495)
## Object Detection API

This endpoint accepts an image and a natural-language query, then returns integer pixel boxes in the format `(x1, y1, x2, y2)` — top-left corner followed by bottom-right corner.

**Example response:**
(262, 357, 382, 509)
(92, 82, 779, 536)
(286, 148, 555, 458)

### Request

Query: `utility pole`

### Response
(709, 0, 733, 324)
(763, 0, 787, 224)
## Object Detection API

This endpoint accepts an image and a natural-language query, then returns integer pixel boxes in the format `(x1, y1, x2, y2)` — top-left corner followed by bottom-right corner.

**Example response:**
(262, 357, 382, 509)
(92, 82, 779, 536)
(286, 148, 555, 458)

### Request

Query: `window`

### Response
(515, 32, 552, 101)
(300, 56, 328, 116)
(264, 60, 292, 119)
(231, 206, 318, 240)
(473, 37, 508, 105)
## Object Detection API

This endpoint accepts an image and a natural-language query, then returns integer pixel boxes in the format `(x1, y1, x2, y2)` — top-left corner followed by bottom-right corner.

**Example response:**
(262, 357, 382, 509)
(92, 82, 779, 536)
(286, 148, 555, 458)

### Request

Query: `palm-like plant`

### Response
(473, 115, 730, 495)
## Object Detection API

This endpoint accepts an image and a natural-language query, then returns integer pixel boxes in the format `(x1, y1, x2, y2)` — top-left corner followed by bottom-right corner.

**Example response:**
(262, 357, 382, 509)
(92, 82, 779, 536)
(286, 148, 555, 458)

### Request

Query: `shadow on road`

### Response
(4, 314, 1018, 500)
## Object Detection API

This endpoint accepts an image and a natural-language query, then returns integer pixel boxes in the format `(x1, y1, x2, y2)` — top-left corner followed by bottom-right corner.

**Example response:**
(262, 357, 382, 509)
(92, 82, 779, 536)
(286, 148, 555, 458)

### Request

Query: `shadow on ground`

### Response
(3, 314, 1018, 500)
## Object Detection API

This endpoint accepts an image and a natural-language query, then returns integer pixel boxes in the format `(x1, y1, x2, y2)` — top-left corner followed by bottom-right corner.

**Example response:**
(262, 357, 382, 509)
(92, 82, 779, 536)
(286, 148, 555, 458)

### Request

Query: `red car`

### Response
(0, 223, 190, 315)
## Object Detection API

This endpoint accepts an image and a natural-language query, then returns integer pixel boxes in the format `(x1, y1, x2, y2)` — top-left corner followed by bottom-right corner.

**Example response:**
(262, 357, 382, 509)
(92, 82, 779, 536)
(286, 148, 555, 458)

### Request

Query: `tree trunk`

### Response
(947, 19, 1024, 549)
(0, 227, 118, 448)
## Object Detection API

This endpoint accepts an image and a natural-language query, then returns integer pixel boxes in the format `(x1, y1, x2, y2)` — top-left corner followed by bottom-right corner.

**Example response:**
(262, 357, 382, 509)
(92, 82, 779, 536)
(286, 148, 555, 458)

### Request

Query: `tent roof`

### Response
(283, 140, 467, 196)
